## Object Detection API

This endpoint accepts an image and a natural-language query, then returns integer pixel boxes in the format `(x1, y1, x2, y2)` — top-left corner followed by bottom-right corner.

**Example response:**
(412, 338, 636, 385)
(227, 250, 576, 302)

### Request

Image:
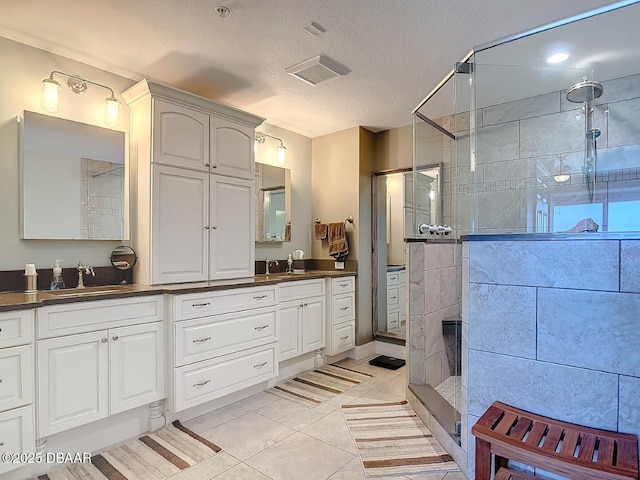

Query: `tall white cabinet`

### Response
(122, 80, 264, 285)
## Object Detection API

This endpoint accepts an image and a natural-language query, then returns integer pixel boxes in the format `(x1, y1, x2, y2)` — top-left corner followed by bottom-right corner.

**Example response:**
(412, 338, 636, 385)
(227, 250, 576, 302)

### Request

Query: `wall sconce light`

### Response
(553, 158, 571, 183)
(255, 131, 287, 165)
(41, 71, 121, 127)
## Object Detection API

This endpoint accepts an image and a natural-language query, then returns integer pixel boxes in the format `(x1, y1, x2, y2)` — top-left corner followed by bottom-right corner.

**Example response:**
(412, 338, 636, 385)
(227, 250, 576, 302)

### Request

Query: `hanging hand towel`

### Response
(314, 223, 328, 240)
(328, 222, 349, 259)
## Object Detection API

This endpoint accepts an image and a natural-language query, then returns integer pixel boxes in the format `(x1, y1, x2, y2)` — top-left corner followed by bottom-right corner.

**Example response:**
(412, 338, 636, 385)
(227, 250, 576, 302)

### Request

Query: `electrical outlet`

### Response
(335, 261, 345, 270)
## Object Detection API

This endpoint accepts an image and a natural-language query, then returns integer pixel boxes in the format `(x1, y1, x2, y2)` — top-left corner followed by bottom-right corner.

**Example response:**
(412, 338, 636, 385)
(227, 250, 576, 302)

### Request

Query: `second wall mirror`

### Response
(255, 163, 291, 243)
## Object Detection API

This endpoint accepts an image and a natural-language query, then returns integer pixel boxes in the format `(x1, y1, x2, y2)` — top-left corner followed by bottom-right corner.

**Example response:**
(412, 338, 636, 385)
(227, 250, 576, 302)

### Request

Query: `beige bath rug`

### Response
(342, 400, 461, 477)
(267, 363, 374, 407)
(37, 420, 221, 480)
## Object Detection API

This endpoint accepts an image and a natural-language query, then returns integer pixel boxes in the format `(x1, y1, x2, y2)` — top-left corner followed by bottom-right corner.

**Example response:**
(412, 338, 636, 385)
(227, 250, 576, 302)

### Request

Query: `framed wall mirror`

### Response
(255, 163, 291, 243)
(19, 111, 126, 240)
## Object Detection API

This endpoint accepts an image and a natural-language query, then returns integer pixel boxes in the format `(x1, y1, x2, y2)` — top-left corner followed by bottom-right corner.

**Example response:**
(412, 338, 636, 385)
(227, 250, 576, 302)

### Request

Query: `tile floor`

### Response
(180, 355, 466, 480)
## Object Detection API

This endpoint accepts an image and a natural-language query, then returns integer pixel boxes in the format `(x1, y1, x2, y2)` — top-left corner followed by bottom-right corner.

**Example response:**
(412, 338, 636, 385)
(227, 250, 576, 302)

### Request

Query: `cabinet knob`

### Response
(303, 303, 308, 307)
(204, 163, 210, 167)
(101, 338, 108, 343)
(204, 226, 210, 229)
(211, 164, 218, 169)
(112, 336, 119, 341)
(253, 361, 267, 369)
(299, 304, 304, 308)
(211, 225, 218, 229)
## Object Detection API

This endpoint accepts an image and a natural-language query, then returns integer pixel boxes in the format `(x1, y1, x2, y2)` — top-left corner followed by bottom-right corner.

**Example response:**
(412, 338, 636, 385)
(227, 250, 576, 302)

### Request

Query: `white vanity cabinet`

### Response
(278, 279, 326, 362)
(36, 296, 164, 437)
(169, 285, 279, 412)
(0, 309, 35, 475)
(386, 269, 406, 333)
(122, 79, 264, 285)
(325, 276, 356, 356)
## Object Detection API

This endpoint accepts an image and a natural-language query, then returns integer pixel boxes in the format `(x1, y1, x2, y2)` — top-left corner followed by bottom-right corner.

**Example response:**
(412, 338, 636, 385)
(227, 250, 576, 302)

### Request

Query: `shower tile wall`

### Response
(462, 238, 640, 479)
(406, 241, 461, 387)
(438, 72, 640, 234)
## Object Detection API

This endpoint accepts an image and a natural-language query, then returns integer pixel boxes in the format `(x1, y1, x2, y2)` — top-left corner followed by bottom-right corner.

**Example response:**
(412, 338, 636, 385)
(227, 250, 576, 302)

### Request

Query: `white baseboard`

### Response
(348, 341, 376, 360)
(374, 340, 406, 360)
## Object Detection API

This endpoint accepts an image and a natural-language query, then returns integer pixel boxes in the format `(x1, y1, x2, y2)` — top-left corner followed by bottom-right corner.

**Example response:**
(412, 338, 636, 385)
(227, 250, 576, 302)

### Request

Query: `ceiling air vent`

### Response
(285, 55, 350, 86)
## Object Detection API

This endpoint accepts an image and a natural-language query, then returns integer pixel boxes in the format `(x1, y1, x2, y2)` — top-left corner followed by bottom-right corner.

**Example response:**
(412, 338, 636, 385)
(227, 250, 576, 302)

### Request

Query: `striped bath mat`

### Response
(267, 363, 374, 407)
(342, 400, 460, 477)
(38, 421, 221, 480)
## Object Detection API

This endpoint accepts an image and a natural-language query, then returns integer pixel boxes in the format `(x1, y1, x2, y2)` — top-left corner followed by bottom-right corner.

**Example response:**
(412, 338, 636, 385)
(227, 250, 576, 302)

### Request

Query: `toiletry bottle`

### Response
(287, 254, 293, 273)
(50, 260, 65, 290)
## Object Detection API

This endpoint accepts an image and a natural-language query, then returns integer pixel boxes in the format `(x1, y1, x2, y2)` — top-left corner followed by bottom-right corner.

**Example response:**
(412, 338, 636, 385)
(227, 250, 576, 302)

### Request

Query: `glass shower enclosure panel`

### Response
(470, 63, 612, 233)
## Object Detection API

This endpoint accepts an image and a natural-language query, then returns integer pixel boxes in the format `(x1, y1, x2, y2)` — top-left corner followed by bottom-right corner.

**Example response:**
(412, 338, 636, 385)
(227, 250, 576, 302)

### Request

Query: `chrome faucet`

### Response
(265, 258, 279, 275)
(76, 261, 95, 288)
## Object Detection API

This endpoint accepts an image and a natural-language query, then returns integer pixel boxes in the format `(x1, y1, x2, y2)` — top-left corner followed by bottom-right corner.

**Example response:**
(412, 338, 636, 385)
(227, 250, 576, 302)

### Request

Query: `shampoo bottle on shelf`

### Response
(50, 259, 65, 290)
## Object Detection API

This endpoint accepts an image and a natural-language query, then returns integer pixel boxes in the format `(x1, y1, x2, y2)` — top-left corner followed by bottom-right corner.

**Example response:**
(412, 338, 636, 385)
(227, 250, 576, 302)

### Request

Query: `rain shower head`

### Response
(566, 80, 604, 103)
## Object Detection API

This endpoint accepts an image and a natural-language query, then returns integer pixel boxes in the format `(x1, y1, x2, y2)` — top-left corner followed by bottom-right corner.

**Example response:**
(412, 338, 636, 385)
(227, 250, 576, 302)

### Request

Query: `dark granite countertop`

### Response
(0, 270, 356, 312)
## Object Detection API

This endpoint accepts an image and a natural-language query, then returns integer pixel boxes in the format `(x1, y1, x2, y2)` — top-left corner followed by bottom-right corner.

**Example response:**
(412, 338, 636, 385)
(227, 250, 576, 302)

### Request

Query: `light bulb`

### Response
(41, 77, 60, 113)
(277, 145, 286, 165)
(104, 96, 120, 127)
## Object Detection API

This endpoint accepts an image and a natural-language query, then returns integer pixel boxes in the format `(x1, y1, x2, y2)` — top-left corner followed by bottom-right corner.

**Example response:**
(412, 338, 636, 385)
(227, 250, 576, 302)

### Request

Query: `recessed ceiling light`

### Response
(547, 52, 569, 64)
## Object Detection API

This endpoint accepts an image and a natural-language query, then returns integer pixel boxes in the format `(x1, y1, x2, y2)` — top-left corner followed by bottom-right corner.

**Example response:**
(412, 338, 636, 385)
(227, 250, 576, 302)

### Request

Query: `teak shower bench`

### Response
(471, 401, 639, 480)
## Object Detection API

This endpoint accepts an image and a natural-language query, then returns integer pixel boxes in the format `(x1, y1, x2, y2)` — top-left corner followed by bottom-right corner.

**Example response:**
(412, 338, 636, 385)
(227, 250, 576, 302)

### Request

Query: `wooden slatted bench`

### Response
(471, 401, 639, 480)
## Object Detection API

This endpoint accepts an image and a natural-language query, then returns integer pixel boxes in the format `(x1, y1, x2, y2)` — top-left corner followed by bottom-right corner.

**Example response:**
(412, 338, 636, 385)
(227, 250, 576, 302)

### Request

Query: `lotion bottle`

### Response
(50, 260, 65, 290)
(287, 254, 293, 273)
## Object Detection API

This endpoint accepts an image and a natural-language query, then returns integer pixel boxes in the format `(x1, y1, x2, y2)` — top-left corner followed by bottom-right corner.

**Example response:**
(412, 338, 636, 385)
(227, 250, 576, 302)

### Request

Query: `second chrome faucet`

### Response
(265, 258, 279, 275)
(76, 261, 95, 288)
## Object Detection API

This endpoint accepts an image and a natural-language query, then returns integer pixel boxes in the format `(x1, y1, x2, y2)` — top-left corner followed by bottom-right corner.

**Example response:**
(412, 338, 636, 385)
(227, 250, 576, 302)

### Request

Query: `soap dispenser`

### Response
(287, 254, 294, 273)
(50, 260, 65, 290)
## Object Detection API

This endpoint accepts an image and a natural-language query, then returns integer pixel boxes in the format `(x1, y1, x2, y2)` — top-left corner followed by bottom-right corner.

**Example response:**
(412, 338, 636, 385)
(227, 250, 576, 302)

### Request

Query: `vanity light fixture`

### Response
(255, 131, 287, 165)
(40, 71, 121, 127)
(553, 158, 571, 183)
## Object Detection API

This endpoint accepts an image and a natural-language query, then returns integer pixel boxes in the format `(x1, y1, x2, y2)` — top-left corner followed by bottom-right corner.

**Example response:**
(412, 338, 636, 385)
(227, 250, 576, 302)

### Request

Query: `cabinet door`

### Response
(278, 300, 302, 361)
(209, 175, 255, 279)
(110, 322, 165, 415)
(37, 331, 108, 437)
(302, 296, 325, 353)
(153, 165, 209, 284)
(0, 405, 35, 475)
(153, 99, 209, 171)
(0, 345, 33, 412)
(210, 117, 254, 179)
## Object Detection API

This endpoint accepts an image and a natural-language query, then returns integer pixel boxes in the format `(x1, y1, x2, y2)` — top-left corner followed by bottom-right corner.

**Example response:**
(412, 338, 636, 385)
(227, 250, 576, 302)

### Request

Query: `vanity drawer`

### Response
(0, 310, 33, 348)
(387, 287, 400, 308)
(0, 405, 35, 475)
(37, 296, 164, 339)
(0, 345, 33, 413)
(330, 276, 355, 294)
(331, 322, 355, 355)
(175, 307, 277, 366)
(174, 344, 277, 411)
(332, 293, 355, 325)
(387, 311, 400, 330)
(174, 285, 277, 320)
(278, 279, 325, 301)
(387, 272, 400, 285)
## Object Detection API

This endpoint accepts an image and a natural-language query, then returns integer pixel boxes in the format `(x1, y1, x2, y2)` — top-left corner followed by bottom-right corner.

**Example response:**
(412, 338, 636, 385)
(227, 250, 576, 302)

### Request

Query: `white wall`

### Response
(0, 36, 135, 271)
(254, 123, 312, 262)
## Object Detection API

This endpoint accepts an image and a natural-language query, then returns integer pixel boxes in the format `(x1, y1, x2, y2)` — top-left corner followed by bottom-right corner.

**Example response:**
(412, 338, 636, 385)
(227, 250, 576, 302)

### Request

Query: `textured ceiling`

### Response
(0, 0, 619, 138)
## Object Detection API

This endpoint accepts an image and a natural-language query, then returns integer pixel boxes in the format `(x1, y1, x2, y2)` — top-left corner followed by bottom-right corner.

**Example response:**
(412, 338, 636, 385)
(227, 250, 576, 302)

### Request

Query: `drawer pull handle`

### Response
(253, 294, 268, 300)
(112, 336, 119, 341)
(254, 325, 269, 331)
(390, 296, 397, 300)
(339, 283, 349, 287)
(254, 362, 268, 369)
(340, 307, 349, 311)
(193, 337, 211, 343)
(193, 380, 211, 387)
(192, 302, 211, 307)
(101, 338, 108, 343)
(340, 336, 349, 340)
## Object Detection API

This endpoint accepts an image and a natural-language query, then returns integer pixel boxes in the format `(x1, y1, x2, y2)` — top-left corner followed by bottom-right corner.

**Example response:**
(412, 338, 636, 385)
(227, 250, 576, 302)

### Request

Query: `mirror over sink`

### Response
(19, 111, 126, 240)
(255, 162, 291, 243)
